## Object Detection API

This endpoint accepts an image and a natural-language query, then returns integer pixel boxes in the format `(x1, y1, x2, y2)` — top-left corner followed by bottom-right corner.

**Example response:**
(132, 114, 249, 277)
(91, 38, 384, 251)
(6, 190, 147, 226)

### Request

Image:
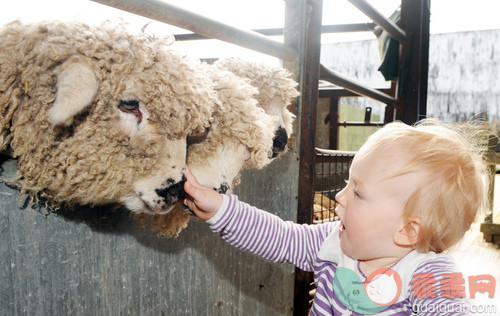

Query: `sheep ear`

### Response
(48, 61, 98, 126)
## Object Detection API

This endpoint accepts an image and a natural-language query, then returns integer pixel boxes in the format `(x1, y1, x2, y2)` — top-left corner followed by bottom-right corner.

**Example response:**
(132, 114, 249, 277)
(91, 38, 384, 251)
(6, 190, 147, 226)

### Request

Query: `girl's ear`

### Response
(394, 217, 421, 247)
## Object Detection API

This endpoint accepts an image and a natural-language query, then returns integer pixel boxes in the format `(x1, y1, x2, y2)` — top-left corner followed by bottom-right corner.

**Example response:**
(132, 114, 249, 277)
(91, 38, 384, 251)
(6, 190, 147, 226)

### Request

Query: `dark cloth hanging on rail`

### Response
(374, 8, 401, 81)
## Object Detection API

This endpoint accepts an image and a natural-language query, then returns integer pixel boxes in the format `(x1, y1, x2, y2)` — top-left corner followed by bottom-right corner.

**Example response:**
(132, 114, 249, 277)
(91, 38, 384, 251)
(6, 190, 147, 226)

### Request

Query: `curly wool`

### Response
(133, 205, 190, 238)
(140, 61, 295, 236)
(213, 58, 299, 137)
(189, 64, 276, 171)
(0, 20, 216, 210)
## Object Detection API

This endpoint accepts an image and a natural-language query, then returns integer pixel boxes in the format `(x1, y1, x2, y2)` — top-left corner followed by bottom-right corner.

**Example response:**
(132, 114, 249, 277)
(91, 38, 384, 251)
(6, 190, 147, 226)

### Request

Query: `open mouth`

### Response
(339, 222, 346, 234)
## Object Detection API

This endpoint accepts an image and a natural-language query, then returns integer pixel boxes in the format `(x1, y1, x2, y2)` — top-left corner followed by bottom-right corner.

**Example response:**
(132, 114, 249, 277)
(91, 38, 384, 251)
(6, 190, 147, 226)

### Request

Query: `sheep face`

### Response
(17, 61, 195, 215)
(258, 96, 296, 158)
(112, 74, 191, 214)
(213, 58, 299, 158)
(185, 67, 276, 194)
(0, 21, 215, 214)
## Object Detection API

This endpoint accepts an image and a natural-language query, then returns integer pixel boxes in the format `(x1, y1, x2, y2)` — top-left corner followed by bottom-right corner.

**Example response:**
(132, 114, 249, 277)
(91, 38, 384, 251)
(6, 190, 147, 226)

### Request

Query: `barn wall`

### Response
(0, 154, 298, 315)
(427, 30, 500, 121)
(319, 29, 500, 122)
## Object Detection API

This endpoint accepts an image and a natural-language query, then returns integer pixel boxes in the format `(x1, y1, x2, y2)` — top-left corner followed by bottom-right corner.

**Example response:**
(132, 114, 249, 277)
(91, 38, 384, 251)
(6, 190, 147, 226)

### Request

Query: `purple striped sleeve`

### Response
(209, 194, 336, 271)
(409, 257, 471, 315)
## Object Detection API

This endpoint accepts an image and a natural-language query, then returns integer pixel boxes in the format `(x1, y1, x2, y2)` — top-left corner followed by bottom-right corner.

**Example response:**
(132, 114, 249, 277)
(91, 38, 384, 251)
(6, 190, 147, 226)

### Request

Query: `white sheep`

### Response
(213, 57, 299, 157)
(0, 20, 216, 216)
(136, 59, 299, 237)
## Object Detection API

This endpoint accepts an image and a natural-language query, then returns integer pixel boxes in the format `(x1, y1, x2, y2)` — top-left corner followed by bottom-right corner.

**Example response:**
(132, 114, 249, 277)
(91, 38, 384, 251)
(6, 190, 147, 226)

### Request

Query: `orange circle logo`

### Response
(364, 268, 402, 306)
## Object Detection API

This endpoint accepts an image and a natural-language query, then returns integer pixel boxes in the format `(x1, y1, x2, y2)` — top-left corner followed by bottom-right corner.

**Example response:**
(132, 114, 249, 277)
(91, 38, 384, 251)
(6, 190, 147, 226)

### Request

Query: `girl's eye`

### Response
(354, 189, 362, 199)
(343, 178, 361, 199)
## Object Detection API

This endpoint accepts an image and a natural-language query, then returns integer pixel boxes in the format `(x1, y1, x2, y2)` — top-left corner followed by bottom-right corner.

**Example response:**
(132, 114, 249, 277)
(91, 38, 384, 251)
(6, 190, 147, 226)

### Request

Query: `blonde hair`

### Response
(362, 119, 490, 253)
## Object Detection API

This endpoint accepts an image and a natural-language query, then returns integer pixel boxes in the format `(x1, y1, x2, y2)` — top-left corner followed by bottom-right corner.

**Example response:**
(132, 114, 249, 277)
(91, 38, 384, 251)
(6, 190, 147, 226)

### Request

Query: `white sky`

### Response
(2, 0, 500, 61)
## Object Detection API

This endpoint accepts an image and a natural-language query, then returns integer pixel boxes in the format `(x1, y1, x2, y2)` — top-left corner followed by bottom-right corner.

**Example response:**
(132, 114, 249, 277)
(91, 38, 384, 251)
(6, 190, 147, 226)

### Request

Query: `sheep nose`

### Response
(271, 127, 288, 158)
(155, 176, 186, 205)
(216, 183, 230, 194)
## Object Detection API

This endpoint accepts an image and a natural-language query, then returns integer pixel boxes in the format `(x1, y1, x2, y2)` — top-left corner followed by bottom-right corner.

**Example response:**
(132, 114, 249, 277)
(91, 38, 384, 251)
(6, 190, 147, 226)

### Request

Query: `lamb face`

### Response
(113, 77, 189, 215)
(0, 21, 215, 214)
(185, 66, 276, 193)
(213, 58, 299, 158)
(112, 101, 189, 215)
(259, 96, 295, 158)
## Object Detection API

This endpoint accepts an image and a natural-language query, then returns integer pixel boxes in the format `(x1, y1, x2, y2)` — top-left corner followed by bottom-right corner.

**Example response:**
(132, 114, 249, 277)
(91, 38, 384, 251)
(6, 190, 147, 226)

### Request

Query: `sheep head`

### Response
(0, 21, 216, 215)
(185, 66, 277, 194)
(135, 64, 282, 236)
(138, 61, 298, 237)
(213, 58, 299, 157)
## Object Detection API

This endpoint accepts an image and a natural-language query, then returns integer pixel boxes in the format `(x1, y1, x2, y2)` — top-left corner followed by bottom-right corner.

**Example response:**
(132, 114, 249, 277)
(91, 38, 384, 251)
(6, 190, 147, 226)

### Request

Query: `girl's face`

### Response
(335, 144, 420, 262)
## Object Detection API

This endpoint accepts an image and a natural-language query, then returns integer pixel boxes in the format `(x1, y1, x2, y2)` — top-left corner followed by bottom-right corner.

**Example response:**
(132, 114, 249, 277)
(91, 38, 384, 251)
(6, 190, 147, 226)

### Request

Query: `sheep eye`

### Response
(118, 99, 139, 111)
(118, 99, 142, 123)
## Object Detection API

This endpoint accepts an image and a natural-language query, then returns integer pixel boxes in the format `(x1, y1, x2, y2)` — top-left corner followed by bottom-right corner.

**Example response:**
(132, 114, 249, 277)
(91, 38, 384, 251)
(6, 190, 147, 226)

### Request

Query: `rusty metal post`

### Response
(284, 0, 322, 314)
(397, 0, 430, 124)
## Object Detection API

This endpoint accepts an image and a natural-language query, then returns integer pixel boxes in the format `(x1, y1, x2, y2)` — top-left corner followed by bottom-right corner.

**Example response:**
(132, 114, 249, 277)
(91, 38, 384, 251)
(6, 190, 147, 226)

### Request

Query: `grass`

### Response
(338, 104, 381, 151)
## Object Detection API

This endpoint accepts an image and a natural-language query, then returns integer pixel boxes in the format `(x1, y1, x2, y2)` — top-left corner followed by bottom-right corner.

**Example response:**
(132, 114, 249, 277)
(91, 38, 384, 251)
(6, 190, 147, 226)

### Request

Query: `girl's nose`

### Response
(335, 187, 346, 206)
(334, 188, 345, 220)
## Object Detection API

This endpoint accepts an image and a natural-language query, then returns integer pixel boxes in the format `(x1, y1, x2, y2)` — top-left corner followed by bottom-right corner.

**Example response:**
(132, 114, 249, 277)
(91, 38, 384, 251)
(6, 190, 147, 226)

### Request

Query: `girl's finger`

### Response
(184, 165, 200, 187)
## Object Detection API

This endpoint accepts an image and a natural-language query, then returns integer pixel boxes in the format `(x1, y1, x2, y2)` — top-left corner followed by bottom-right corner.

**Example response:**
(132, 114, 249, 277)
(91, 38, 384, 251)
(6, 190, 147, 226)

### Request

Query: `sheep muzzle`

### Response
(216, 182, 230, 194)
(155, 176, 186, 206)
(271, 127, 288, 158)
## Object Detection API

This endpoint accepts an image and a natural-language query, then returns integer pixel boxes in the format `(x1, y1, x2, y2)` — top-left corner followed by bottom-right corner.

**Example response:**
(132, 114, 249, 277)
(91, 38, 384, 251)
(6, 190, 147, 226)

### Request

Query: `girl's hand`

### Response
(183, 166, 223, 221)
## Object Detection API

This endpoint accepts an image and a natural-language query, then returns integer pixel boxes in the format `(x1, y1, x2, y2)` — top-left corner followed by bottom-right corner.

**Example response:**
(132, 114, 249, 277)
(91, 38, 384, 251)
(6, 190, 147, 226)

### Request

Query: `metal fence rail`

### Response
(319, 64, 399, 106)
(347, 0, 406, 43)
(90, 0, 297, 60)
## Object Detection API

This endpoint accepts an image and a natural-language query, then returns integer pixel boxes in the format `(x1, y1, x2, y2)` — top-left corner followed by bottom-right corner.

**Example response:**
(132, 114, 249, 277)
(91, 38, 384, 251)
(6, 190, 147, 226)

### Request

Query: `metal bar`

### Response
(174, 33, 209, 41)
(347, 0, 406, 43)
(319, 88, 393, 98)
(364, 107, 372, 123)
(319, 64, 399, 106)
(384, 104, 395, 124)
(396, 0, 430, 123)
(322, 22, 376, 33)
(90, 0, 296, 60)
(293, 0, 322, 226)
(286, 0, 323, 312)
(174, 23, 376, 41)
(315, 148, 357, 155)
(329, 97, 339, 149)
(337, 121, 383, 127)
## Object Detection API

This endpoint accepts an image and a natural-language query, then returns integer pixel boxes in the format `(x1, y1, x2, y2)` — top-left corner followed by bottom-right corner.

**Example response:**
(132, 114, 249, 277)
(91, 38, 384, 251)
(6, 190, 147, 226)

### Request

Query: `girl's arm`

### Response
(184, 166, 336, 271)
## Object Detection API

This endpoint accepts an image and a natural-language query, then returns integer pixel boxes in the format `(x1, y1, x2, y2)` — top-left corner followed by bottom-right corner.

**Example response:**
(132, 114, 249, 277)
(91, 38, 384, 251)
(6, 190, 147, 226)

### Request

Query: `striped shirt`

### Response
(208, 194, 471, 315)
